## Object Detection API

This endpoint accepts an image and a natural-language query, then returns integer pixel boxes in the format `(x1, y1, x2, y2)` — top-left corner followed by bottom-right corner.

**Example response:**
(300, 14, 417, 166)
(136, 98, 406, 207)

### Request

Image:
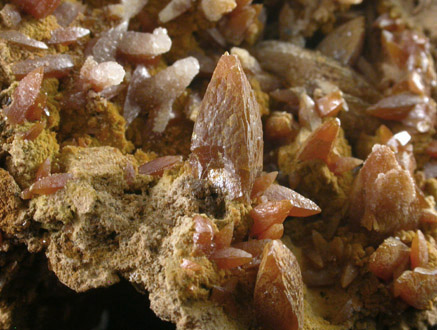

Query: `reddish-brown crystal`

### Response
(22, 121, 44, 141)
(251, 171, 278, 199)
(250, 200, 292, 236)
(193, 215, 216, 255)
(328, 155, 363, 175)
(26, 92, 46, 122)
(214, 222, 234, 249)
(29, 173, 73, 196)
(190, 54, 263, 201)
(233, 239, 270, 258)
(4, 67, 44, 125)
(220, 6, 256, 45)
(426, 141, 437, 158)
(35, 157, 51, 181)
(265, 112, 296, 143)
(12, 0, 60, 19)
(348, 145, 419, 234)
(315, 91, 345, 117)
(411, 230, 428, 269)
(394, 268, 437, 309)
(317, 16, 365, 66)
(263, 184, 321, 217)
(258, 224, 284, 240)
(254, 240, 304, 330)
(297, 118, 340, 164)
(210, 247, 252, 269)
(369, 237, 410, 282)
(138, 155, 183, 176)
(367, 93, 426, 120)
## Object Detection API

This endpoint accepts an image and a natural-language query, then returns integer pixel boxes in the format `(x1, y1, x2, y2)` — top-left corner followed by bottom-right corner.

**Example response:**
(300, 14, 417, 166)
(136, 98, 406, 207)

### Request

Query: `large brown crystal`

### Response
(190, 54, 263, 201)
(254, 240, 304, 330)
(12, 0, 60, 19)
(348, 144, 419, 234)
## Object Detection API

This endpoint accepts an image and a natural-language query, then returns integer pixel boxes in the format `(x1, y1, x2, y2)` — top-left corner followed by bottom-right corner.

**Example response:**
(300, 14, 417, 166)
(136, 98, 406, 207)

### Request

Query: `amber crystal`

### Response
(349, 145, 419, 234)
(257, 224, 284, 240)
(410, 230, 428, 269)
(193, 215, 216, 255)
(317, 16, 365, 66)
(263, 184, 321, 217)
(28, 173, 73, 196)
(250, 200, 292, 236)
(369, 237, 410, 281)
(4, 67, 44, 125)
(315, 91, 345, 118)
(22, 121, 44, 141)
(254, 240, 304, 330)
(233, 239, 270, 258)
(297, 118, 340, 164)
(214, 222, 234, 249)
(12, 0, 60, 18)
(190, 54, 263, 201)
(394, 268, 437, 309)
(138, 155, 183, 176)
(210, 247, 252, 269)
(367, 93, 427, 120)
(251, 171, 278, 199)
(328, 156, 363, 175)
(35, 157, 51, 181)
(220, 6, 256, 45)
(25, 92, 46, 122)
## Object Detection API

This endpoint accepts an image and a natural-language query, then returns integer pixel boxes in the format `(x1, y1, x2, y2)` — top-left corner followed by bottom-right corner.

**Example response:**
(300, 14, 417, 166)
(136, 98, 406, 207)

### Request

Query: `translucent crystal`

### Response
(190, 54, 263, 201)
(12, 54, 75, 79)
(0, 30, 48, 49)
(48, 27, 90, 45)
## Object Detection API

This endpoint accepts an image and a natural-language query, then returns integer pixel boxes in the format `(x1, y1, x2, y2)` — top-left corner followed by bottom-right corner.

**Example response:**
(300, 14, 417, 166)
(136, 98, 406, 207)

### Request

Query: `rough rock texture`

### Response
(27, 146, 249, 328)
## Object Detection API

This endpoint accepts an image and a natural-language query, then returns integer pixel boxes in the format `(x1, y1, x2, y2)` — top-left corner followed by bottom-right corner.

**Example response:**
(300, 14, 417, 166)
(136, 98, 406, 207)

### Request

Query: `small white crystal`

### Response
(81, 56, 125, 92)
(200, 0, 236, 22)
(159, 0, 193, 23)
(119, 28, 172, 59)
